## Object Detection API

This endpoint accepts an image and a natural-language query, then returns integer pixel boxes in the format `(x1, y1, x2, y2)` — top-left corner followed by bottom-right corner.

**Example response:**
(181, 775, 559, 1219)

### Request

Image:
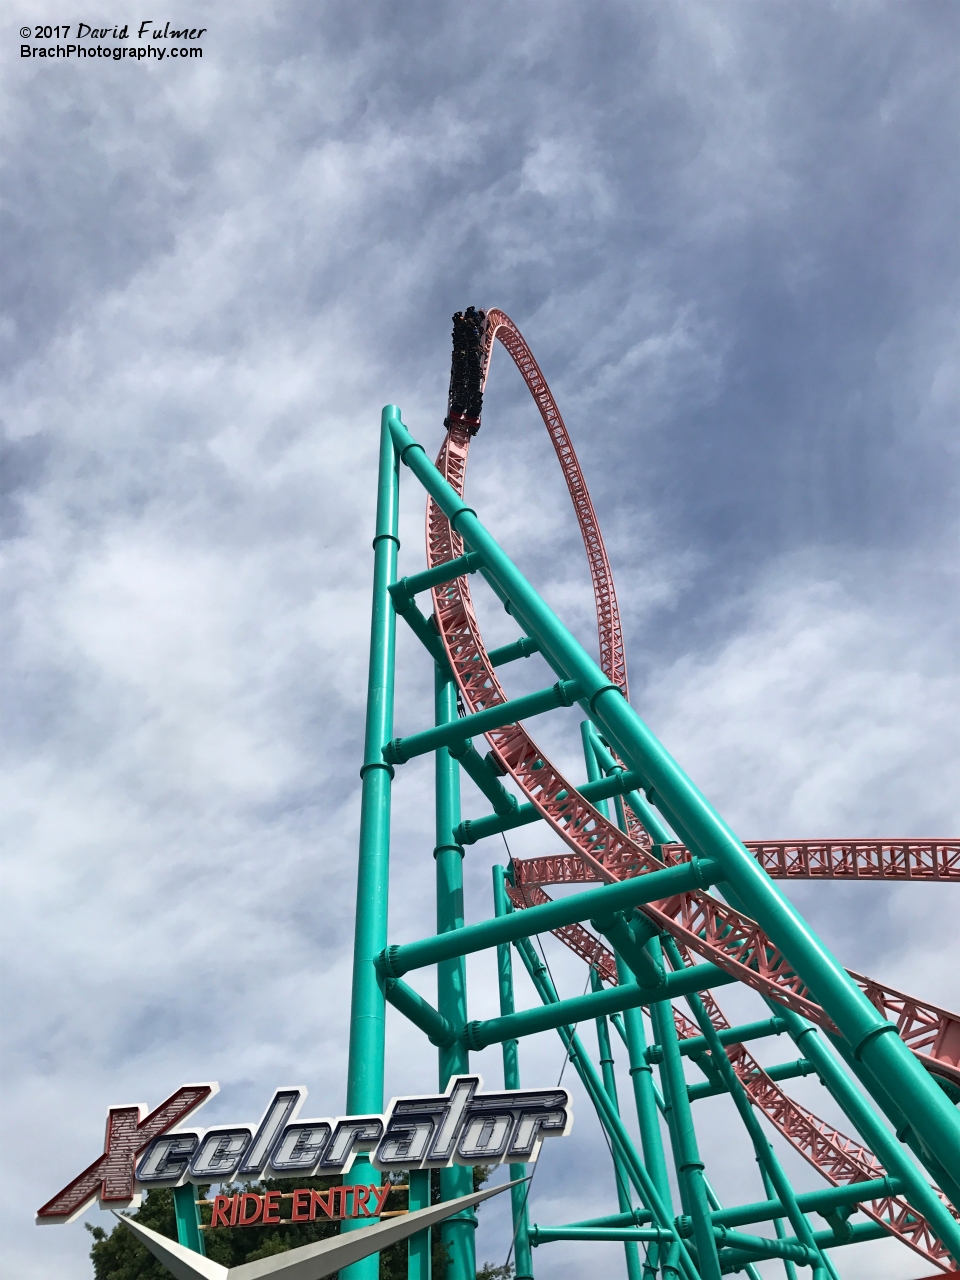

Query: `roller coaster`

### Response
(342, 308, 960, 1280)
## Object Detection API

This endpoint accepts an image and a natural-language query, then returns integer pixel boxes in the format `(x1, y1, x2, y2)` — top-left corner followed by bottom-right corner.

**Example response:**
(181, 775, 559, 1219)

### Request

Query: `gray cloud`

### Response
(2, 2, 958, 1277)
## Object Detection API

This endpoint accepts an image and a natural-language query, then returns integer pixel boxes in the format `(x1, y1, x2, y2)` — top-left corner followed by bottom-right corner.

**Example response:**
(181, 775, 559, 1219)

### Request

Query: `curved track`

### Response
(427, 308, 958, 1271)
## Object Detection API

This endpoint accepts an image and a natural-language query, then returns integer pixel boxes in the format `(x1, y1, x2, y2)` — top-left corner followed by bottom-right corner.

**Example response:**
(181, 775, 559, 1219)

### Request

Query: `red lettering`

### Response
(332, 1186, 348, 1219)
(291, 1188, 312, 1222)
(311, 1188, 335, 1219)
(353, 1185, 372, 1217)
(36, 1084, 213, 1221)
(229, 1193, 240, 1226)
(211, 1195, 232, 1228)
(261, 1190, 281, 1225)
(372, 1183, 392, 1216)
(238, 1193, 263, 1226)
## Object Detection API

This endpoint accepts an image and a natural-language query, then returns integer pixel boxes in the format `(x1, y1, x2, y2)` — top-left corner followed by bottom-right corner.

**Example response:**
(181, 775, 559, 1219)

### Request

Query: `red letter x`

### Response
(36, 1084, 213, 1223)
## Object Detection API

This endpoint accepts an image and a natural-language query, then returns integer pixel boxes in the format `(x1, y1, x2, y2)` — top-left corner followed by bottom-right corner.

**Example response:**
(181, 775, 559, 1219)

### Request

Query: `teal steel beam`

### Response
(557, 1209, 653, 1230)
(530, 1225, 670, 1245)
(718, 1221, 889, 1269)
(766, 1003, 960, 1262)
(592, 913, 667, 990)
(488, 636, 541, 667)
(688, 1058, 815, 1102)
(583, 721, 675, 846)
(383, 978, 456, 1046)
(646, 1017, 786, 1063)
(448, 739, 519, 817)
(342, 409, 401, 1278)
(492, 866, 533, 1280)
(407, 1169, 431, 1280)
(591, 967, 643, 1280)
(660, 937, 830, 1279)
(462, 960, 738, 1052)
(384, 409, 960, 1184)
(383, 679, 581, 765)
(648, 941, 723, 1280)
(392, 594, 448, 667)
(714, 1227, 812, 1265)
(172, 1184, 204, 1255)
(379, 858, 719, 978)
(433, 662, 476, 1280)
(709, 1174, 904, 1230)
(388, 550, 485, 610)
(457, 768, 644, 845)
(511, 936, 699, 1280)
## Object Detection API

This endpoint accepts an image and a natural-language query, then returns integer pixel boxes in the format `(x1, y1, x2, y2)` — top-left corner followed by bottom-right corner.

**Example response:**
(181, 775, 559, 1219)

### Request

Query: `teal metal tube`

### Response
(389, 550, 484, 609)
(769, 1004, 960, 1262)
(530, 1225, 669, 1245)
(714, 1175, 897, 1233)
(714, 1226, 812, 1265)
(434, 664, 476, 1280)
(457, 768, 644, 844)
(583, 721, 675, 845)
(647, 1016, 786, 1062)
(342, 412, 400, 1277)
(379, 858, 718, 978)
(488, 636, 541, 666)
(718, 1220, 889, 1268)
(462, 960, 737, 1051)
(647, 941, 723, 1280)
(592, 913, 667, 990)
(172, 1184, 204, 1254)
(383, 679, 581, 765)
(383, 977, 456, 1046)
(558, 1208, 653, 1230)
(512, 936, 699, 1280)
(591, 968, 643, 1280)
(611, 964, 675, 1219)
(393, 593, 448, 667)
(688, 1058, 815, 1102)
(448, 739, 518, 817)
(660, 937, 828, 1279)
(408, 1169, 431, 1280)
(385, 409, 960, 1182)
(492, 866, 533, 1280)
(595, 735, 676, 1272)
(757, 1160, 799, 1280)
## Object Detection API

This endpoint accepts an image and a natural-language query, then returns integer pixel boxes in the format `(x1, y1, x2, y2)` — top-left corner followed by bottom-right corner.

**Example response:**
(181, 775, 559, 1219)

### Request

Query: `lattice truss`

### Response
(353, 309, 960, 1280)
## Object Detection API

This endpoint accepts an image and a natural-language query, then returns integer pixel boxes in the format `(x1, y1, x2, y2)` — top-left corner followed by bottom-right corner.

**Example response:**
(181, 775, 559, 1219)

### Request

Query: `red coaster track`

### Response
(426, 309, 959, 1271)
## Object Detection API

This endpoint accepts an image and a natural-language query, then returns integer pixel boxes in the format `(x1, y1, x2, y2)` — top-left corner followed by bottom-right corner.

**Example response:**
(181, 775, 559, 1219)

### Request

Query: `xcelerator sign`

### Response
(37, 1075, 572, 1224)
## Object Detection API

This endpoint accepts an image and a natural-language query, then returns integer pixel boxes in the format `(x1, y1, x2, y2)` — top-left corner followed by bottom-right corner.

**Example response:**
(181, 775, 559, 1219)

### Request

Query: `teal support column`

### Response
(408, 1169, 431, 1280)
(172, 1183, 204, 1255)
(434, 662, 476, 1280)
(659, 936, 828, 1279)
(758, 1162, 798, 1280)
(385, 411, 960, 1184)
(591, 968, 642, 1280)
(647, 940, 723, 1280)
(512, 936, 699, 1280)
(769, 1003, 960, 1263)
(493, 866, 533, 1280)
(342, 409, 400, 1278)
(587, 718, 671, 1279)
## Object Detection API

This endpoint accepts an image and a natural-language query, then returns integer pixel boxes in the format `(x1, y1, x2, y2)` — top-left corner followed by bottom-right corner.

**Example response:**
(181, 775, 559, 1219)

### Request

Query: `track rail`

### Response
(426, 308, 957, 1269)
(516, 841, 960, 884)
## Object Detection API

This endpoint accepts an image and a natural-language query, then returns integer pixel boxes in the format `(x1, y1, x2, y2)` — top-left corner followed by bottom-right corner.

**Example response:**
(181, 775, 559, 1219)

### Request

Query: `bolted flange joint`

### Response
(377, 945, 405, 980)
(462, 1020, 486, 1052)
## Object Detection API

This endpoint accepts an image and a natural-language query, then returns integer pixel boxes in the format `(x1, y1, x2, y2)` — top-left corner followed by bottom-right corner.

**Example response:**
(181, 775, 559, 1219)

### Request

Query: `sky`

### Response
(2, 3, 958, 1278)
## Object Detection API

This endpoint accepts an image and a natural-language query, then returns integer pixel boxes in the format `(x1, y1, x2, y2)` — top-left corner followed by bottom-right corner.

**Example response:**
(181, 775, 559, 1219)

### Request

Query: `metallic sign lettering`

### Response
(37, 1075, 571, 1222)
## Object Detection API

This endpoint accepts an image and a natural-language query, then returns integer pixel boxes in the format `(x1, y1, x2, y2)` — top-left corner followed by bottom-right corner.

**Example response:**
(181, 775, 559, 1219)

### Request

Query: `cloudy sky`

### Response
(2, 3, 958, 1278)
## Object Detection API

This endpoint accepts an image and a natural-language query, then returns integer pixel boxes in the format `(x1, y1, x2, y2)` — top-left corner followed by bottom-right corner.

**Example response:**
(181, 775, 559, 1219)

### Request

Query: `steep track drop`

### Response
(425, 307, 959, 1272)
